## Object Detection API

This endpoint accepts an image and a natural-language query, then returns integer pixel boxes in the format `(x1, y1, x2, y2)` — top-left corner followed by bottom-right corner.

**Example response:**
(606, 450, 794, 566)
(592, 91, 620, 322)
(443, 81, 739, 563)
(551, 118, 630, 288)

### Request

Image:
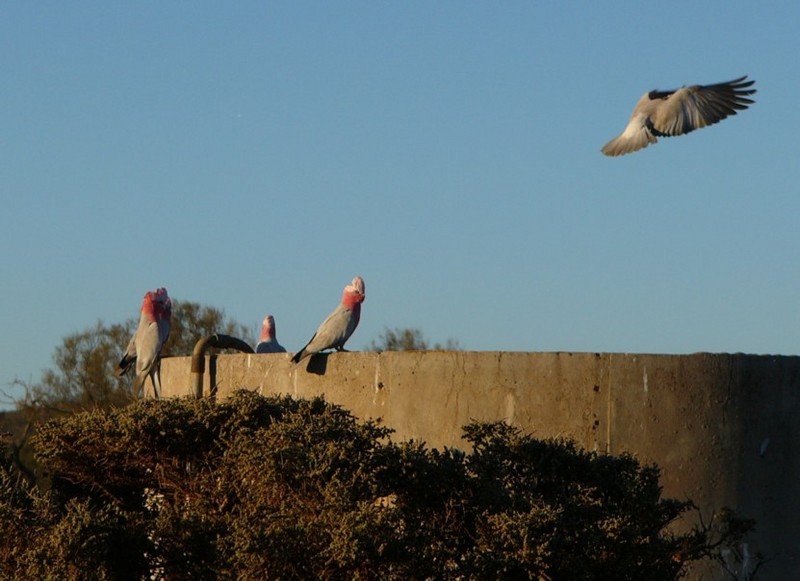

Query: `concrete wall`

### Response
(160, 351, 800, 579)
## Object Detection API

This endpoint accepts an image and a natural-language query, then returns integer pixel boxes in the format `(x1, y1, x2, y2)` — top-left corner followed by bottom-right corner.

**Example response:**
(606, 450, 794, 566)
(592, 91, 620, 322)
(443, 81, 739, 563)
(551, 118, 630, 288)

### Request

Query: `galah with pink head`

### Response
(115, 287, 172, 399)
(291, 276, 365, 365)
(256, 315, 287, 354)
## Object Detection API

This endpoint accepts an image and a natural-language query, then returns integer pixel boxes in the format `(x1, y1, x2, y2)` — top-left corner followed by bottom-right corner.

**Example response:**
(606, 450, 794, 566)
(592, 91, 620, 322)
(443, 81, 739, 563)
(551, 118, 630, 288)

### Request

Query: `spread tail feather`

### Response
(601, 129, 657, 157)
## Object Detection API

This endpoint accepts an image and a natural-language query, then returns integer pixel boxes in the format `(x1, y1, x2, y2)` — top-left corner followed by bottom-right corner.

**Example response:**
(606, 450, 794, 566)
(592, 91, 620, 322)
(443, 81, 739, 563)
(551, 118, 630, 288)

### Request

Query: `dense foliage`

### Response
(0, 392, 755, 579)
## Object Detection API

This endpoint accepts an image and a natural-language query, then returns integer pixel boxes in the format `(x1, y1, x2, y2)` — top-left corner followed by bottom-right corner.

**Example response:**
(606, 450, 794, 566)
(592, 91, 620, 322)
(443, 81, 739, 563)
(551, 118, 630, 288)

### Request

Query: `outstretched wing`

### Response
(648, 76, 755, 137)
(602, 76, 756, 156)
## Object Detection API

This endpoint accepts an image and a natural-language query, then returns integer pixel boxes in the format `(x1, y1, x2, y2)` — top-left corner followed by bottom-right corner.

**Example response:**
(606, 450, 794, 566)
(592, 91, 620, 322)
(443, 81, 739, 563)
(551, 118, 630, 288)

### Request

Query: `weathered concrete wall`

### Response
(160, 351, 800, 579)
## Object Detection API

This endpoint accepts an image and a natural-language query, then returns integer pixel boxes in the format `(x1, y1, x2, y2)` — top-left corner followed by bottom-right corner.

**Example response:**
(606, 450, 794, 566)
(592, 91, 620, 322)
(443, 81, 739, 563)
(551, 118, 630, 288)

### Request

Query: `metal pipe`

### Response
(191, 334, 255, 398)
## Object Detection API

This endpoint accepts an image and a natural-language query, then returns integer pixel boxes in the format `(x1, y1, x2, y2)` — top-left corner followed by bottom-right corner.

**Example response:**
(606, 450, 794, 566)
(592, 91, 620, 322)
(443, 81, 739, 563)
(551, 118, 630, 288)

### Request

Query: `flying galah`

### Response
(116, 287, 172, 399)
(291, 276, 365, 365)
(255, 315, 287, 353)
(601, 76, 756, 156)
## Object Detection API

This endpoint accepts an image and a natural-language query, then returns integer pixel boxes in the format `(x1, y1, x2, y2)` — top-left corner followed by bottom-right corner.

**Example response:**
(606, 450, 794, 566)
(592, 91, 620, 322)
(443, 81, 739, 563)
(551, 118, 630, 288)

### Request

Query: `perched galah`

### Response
(291, 276, 365, 365)
(601, 76, 756, 156)
(255, 315, 287, 353)
(116, 287, 172, 399)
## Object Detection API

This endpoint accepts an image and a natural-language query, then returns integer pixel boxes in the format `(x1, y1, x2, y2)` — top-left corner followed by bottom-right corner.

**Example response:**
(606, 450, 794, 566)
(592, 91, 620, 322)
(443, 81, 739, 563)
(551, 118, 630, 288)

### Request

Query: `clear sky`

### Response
(2, 2, 798, 407)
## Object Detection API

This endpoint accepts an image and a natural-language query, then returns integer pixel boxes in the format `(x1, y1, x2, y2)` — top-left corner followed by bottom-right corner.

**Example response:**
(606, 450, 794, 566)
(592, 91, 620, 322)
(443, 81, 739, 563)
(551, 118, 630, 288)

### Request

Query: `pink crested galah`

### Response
(255, 315, 287, 353)
(291, 276, 365, 365)
(116, 287, 172, 399)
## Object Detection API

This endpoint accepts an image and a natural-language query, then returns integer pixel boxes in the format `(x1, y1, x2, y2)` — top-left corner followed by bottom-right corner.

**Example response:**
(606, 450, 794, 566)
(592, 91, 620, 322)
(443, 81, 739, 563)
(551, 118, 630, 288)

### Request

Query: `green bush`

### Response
(0, 391, 755, 579)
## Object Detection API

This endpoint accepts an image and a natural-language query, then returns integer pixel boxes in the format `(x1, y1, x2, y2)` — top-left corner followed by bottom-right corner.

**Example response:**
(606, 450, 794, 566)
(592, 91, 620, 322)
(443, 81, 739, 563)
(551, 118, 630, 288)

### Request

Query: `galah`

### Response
(291, 276, 365, 365)
(255, 315, 287, 353)
(601, 76, 756, 156)
(116, 287, 172, 399)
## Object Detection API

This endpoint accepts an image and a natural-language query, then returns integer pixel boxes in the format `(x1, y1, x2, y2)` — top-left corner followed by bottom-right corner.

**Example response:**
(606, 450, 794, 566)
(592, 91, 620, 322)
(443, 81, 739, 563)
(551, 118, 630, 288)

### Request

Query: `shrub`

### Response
(0, 391, 756, 579)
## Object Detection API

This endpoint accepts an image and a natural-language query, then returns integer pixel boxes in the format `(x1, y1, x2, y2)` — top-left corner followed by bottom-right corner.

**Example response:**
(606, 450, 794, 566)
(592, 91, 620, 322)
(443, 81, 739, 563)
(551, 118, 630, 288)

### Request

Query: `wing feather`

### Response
(649, 76, 756, 137)
(602, 76, 756, 156)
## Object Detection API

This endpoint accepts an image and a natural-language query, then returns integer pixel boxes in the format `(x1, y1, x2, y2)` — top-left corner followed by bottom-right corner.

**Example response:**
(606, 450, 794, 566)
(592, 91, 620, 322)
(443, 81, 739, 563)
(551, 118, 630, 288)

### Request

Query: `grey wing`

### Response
(115, 334, 138, 376)
(157, 320, 170, 350)
(304, 306, 351, 354)
(649, 76, 755, 137)
(134, 322, 162, 376)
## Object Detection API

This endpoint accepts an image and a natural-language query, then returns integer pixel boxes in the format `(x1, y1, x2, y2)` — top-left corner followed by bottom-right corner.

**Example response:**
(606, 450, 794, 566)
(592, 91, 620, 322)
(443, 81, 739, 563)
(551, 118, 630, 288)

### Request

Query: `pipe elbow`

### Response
(191, 334, 255, 398)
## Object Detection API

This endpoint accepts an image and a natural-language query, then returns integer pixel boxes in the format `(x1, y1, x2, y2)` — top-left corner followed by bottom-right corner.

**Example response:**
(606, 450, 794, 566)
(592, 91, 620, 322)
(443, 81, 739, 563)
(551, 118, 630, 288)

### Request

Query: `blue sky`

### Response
(2, 2, 798, 406)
